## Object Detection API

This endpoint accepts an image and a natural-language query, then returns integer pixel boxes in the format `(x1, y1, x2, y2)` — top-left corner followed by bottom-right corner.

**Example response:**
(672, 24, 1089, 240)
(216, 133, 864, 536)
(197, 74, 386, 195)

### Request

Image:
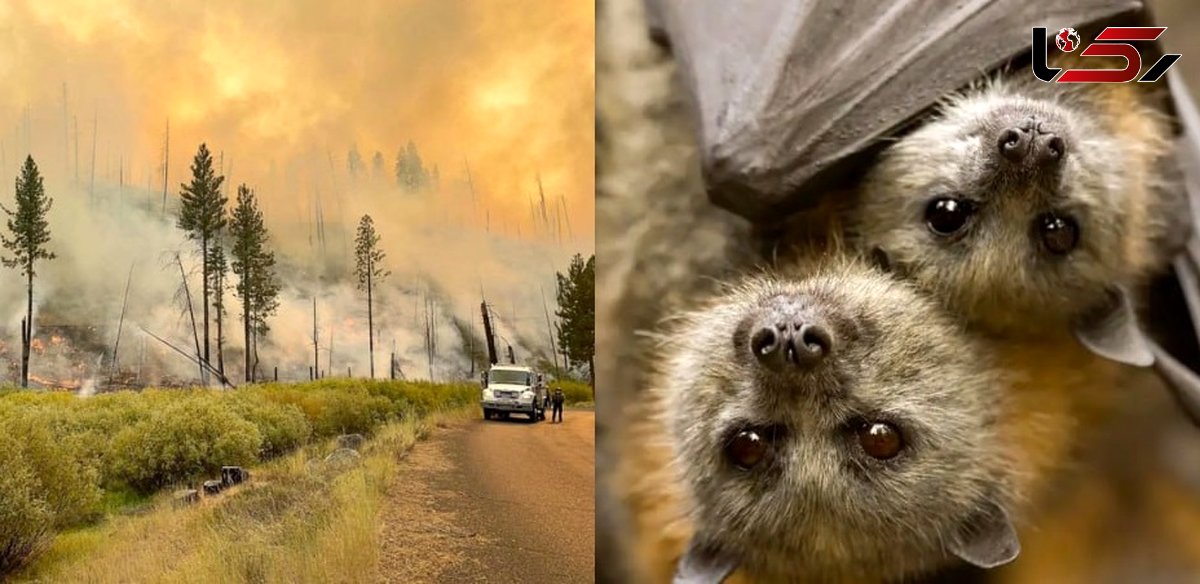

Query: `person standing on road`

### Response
(551, 387, 565, 423)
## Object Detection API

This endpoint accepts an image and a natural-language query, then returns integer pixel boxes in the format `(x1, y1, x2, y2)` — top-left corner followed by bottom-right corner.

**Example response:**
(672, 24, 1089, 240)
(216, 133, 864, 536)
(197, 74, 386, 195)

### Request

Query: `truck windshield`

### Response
(489, 369, 530, 385)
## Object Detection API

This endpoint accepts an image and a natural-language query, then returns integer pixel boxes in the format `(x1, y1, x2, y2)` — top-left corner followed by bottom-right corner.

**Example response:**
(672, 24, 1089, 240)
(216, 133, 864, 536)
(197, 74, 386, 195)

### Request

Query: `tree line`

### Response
(346, 141, 439, 193)
(1, 148, 389, 388)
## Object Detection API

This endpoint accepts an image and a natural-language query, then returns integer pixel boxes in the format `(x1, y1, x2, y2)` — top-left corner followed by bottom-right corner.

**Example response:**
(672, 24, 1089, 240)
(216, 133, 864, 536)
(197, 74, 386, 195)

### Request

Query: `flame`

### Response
(50, 335, 65, 346)
(30, 339, 45, 353)
(28, 374, 81, 390)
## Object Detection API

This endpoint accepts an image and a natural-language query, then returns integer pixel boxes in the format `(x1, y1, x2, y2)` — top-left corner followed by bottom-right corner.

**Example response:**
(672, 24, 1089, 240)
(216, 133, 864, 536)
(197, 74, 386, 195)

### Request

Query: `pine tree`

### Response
(1, 156, 55, 388)
(346, 145, 364, 180)
(394, 141, 429, 192)
(371, 151, 385, 182)
(230, 184, 280, 382)
(354, 215, 389, 378)
(555, 253, 595, 390)
(177, 143, 226, 380)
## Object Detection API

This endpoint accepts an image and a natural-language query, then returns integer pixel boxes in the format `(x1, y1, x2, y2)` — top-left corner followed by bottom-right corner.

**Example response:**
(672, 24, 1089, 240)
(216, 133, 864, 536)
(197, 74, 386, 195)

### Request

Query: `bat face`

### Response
(857, 85, 1132, 334)
(661, 261, 1014, 581)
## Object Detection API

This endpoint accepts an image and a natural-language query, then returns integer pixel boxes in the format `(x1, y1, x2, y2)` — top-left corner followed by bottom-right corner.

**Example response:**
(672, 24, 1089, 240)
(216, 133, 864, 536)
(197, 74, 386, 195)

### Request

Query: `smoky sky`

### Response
(0, 0, 593, 384)
(0, 0, 594, 238)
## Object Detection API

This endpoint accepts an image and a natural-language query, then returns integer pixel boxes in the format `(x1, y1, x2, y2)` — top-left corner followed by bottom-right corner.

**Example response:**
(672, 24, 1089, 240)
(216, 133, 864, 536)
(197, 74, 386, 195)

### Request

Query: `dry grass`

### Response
(13, 407, 476, 584)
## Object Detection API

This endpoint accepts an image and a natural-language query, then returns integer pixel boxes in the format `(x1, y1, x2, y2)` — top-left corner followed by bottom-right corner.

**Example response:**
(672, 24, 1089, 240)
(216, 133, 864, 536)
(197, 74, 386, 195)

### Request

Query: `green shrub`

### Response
(2, 414, 101, 527)
(554, 380, 593, 405)
(0, 434, 53, 576)
(228, 394, 312, 458)
(107, 399, 262, 493)
(0, 377, 474, 573)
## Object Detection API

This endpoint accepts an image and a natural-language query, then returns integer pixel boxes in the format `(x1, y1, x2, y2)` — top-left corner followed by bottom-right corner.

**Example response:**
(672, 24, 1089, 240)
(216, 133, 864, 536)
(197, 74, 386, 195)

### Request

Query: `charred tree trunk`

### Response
(367, 260, 375, 379)
(312, 297, 319, 379)
(243, 299, 252, 383)
(22, 267, 32, 387)
(215, 272, 224, 378)
(200, 235, 210, 373)
(177, 255, 205, 384)
(481, 301, 498, 365)
(161, 118, 170, 216)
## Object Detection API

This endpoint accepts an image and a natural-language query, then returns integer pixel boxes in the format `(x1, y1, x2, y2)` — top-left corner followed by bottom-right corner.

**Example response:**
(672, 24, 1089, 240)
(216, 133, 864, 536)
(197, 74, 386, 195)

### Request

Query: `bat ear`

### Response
(1073, 286, 1155, 367)
(948, 500, 1020, 569)
(673, 537, 738, 584)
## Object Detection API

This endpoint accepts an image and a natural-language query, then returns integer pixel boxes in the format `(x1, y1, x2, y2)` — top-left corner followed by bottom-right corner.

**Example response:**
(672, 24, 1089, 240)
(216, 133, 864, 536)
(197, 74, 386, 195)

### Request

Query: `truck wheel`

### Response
(483, 408, 492, 420)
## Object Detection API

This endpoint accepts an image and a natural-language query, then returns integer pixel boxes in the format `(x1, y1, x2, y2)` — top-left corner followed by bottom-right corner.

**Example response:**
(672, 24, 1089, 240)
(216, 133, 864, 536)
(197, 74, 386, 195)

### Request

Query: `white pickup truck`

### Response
(480, 365, 546, 422)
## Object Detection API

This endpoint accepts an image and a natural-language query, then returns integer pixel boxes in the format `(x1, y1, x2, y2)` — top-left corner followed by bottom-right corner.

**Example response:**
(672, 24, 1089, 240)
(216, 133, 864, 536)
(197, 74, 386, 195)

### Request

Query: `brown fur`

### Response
(846, 54, 1180, 336)
(612, 250, 1137, 583)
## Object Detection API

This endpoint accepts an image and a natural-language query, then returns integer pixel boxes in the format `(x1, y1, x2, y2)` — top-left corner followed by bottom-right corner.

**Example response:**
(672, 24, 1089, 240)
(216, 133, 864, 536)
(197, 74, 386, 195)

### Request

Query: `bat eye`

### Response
(726, 429, 769, 470)
(1037, 213, 1079, 255)
(857, 421, 904, 460)
(925, 197, 976, 236)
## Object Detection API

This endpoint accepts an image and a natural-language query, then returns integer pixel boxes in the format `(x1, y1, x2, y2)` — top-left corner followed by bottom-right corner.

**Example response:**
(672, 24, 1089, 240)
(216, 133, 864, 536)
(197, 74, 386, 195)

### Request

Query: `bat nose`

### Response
(747, 301, 833, 372)
(997, 116, 1067, 167)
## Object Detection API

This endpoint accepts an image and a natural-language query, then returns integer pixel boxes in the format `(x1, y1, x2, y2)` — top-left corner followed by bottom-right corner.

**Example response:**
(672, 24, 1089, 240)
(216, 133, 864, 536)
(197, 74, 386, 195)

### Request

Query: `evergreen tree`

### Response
(354, 215, 389, 378)
(230, 184, 280, 382)
(394, 141, 429, 192)
(177, 143, 227, 380)
(346, 145, 364, 179)
(555, 253, 595, 389)
(1, 156, 55, 388)
(371, 151, 385, 182)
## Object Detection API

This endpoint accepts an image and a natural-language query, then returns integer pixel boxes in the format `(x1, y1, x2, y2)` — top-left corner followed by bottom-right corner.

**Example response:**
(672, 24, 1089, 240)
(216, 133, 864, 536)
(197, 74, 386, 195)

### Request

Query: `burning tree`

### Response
(354, 214, 389, 378)
(1, 156, 56, 388)
(230, 185, 280, 382)
(555, 253, 595, 390)
(177, 144, 227, 379)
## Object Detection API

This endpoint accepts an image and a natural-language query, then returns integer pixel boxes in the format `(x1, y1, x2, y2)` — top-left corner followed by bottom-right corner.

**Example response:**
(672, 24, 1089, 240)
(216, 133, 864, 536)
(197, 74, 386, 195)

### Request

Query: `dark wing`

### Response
(1149, 72, 1200, 424)
(646, 0, 1144, 221)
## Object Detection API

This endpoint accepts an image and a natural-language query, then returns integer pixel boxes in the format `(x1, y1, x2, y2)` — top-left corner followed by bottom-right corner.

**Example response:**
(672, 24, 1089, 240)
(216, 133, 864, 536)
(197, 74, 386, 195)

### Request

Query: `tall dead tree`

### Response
(312, 297, 319, 380)
(481, 301, 498, 365)
(89, 111, 97, 206)
(541, 286, 560, 376)
(61, 83, 69, 181)
(110, 263, 135, 379)
(73, 117, 79, 187)
(175, 254, 205, 384)
(161, 118, 170, 216)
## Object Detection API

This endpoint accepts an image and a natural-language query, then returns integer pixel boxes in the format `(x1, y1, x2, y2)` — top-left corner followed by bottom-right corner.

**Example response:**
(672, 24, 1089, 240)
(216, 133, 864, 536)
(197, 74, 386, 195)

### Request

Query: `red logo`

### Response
(1056, 28, 1080, 52)
(1032, 27, 1181, 83)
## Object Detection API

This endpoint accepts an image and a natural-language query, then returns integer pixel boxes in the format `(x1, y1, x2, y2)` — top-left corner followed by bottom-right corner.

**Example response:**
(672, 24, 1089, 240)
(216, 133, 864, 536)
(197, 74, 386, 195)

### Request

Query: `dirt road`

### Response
(377, 410, 595, 583)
